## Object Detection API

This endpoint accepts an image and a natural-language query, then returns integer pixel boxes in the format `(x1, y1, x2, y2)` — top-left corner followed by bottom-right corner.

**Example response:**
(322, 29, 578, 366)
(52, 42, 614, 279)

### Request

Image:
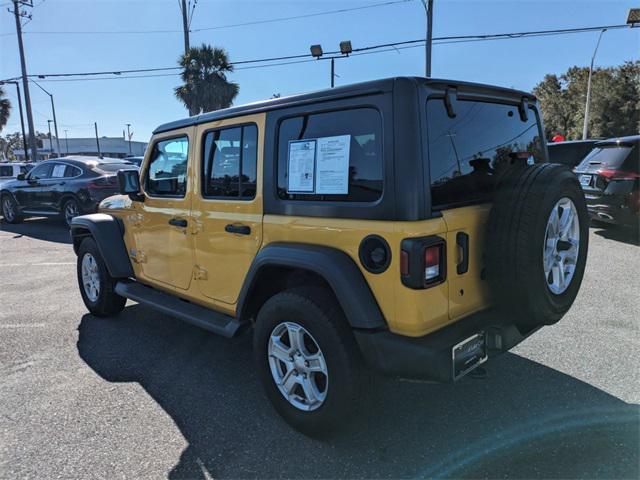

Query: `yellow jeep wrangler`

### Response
(71, 77, 588, 435)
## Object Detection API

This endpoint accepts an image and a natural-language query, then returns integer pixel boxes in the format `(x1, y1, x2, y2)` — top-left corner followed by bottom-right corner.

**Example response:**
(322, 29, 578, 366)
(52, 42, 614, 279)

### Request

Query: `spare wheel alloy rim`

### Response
(81, 253, 101, 302)
(267, 321, 328, 411)
(543, 197, 580, 295)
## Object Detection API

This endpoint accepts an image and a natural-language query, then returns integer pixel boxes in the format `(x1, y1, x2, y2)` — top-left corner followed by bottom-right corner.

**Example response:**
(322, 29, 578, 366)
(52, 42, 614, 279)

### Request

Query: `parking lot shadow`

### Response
(77, 306, 639, 479)
(592, 224, 640, 246)
(1, 217, 71, 244)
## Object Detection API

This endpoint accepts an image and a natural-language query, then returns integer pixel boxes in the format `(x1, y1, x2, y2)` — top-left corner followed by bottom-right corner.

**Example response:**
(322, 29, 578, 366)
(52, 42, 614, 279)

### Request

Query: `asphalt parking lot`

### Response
(1, 218, 638, 479)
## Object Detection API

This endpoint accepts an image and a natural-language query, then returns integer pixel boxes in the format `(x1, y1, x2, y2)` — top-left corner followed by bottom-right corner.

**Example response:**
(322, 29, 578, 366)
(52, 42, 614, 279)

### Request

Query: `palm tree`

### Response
(0, 86, 11, 133)
(175, 44, 239, 116)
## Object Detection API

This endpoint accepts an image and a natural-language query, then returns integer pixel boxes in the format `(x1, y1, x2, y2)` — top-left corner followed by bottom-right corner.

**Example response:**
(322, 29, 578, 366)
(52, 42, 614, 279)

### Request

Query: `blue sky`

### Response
(1, 0, 638, 141)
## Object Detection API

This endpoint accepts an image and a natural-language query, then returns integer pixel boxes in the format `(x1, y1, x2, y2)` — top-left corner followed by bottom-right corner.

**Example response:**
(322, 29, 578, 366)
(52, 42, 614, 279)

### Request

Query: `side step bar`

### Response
(115, 281, 243, 338)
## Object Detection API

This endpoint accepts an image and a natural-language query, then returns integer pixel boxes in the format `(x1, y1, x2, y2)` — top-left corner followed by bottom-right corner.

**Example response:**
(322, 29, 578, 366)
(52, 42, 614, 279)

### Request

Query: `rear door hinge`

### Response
(130, 248, 147, 263)
(191, 219, 204, 235)
(193, 265, 208, 280)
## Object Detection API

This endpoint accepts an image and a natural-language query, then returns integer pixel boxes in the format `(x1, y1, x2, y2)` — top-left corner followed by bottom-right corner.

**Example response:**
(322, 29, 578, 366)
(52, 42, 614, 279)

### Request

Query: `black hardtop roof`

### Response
(154, 76, 537, 135)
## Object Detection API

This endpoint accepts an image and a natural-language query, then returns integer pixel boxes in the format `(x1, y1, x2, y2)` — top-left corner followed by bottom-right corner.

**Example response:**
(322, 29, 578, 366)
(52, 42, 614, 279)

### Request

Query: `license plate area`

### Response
(579, 174, 592, 186)
(452, 332, 488, 380)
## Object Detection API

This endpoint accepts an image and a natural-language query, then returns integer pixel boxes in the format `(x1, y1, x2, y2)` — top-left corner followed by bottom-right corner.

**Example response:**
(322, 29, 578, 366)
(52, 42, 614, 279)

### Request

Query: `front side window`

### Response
(29, 162, 53, 180)
(145, 136, 189, 197)
(427, 99, 543, 208)
(277, 108, 383, 202)
(202, 124, 258, 199)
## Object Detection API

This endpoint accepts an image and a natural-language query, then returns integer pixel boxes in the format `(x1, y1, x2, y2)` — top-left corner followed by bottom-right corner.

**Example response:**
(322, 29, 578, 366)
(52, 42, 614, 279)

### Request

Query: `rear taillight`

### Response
(87, 176, 117, 189)
(424, 244, 442, 282)
(597, 169, 640, 181)
(400, 237, 446, 289)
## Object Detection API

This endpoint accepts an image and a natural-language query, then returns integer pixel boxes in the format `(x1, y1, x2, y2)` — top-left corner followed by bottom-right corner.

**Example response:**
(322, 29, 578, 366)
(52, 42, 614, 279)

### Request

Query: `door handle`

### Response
(225, 224, 251, 235)
(456, 232, 469, 275)
(168, 218, 188, 228)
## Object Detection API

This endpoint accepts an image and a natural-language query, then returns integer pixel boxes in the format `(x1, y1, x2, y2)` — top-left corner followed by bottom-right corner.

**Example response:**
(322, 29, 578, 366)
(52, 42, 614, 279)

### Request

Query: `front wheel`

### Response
(77, 237, 126, 317)
(1, 195, 22, 224)
(253, 290, 363, 436)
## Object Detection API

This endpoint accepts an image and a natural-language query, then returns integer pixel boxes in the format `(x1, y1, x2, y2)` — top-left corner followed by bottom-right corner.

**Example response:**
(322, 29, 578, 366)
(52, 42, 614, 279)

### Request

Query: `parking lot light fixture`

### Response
(627, 8, 640, 25)
(310, 44, 323, 58)
(339, 40, 352, 56)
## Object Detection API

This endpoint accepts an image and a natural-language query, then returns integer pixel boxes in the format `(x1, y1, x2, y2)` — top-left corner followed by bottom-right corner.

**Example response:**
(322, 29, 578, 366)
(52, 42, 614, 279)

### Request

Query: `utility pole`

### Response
(126, 123, 132, 154)
(421, 0, 434, 77)
(64, 129, 69, 154)
(12, 0, 39, 161)
(330, 58, 335, 88)
(582, 28, 606, 140)
(94, 122, 102, 158)
(0, 80, 28, 160)
(181, 0, 190, 54)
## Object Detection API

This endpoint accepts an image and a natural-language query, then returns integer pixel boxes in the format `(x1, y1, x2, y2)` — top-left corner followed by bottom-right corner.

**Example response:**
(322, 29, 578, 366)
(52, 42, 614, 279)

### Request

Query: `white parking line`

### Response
(0, 262, 75, 267)
(0, 323, 47, 328)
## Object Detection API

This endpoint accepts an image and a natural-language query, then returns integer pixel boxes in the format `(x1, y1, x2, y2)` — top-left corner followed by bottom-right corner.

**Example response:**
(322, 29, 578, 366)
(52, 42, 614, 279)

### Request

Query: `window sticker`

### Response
(287, 139, 316, 193)
(315, 135, 350, 194)
(52, 164, 66, 178)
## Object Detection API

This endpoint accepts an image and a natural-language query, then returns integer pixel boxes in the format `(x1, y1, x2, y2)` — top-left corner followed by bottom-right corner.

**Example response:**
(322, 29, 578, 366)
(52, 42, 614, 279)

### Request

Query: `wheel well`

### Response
(59, 194, 78, 210)
(71, 227, 92, 253)
(240, 267, 343, 325)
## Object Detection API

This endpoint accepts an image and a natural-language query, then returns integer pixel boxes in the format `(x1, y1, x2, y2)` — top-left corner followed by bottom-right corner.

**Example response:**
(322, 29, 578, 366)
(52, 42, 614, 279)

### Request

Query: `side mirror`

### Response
(117, 169, 144, 202)
(16, 173, 26, 181)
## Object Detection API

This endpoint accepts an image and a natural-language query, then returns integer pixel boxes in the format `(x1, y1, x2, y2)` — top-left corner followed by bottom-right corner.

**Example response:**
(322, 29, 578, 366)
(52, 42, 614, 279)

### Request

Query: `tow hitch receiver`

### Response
(452, 332, 488, 380)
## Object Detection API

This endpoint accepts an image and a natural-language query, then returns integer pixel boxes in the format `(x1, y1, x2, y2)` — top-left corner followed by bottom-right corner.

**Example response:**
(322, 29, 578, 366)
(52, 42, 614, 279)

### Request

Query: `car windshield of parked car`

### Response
(577, 145, 634, 170)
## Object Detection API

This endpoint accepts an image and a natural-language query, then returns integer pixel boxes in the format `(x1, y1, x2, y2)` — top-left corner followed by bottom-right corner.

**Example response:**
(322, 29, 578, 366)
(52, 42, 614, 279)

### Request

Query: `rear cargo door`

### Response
(425, 94, 545, 320)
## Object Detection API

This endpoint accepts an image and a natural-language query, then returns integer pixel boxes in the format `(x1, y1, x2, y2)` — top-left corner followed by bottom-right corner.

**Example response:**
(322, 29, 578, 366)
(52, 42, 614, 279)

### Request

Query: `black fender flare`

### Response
(70, 213, 134, 279)
(237, 243, 387, 330)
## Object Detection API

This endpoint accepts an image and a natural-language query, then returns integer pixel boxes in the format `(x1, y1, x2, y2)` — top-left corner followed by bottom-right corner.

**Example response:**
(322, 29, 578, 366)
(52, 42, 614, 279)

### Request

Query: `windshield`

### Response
(577, 146, 632, 170)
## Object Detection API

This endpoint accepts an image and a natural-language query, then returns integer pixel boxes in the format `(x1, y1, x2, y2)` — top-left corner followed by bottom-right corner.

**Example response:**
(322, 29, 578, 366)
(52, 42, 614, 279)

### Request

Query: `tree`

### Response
(0, 86, 11, 133)
(174, 44, 239, 116)
(533, 61, 640, 140)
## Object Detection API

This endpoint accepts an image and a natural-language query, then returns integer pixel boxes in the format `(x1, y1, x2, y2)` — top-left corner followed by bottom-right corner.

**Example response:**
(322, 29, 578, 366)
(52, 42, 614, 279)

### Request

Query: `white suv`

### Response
(0, 162, 33, 187)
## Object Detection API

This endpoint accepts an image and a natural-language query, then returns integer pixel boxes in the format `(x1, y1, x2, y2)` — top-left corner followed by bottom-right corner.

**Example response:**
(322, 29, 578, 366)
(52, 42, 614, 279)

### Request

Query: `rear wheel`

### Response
(62, 198, 80, 228)
(253, 290, 362, 436)
(1, 195, 22, 224)
(77, 237, 126, 316)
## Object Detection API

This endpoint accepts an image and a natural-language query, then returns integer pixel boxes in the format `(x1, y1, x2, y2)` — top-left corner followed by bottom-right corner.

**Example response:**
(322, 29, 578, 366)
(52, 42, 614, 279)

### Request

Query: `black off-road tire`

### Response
(1, 194, 23, 224)
(253, 289, 363, 437)
(486, 163, 589, 327)
(77, 237, 126, 317)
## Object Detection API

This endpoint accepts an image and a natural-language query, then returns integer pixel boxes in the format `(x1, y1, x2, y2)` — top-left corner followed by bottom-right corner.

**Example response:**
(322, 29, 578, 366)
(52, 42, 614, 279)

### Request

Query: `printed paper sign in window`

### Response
(316, 135, 350, 194)
(287, 140, 316, 193)
(52, 164, 66, 178)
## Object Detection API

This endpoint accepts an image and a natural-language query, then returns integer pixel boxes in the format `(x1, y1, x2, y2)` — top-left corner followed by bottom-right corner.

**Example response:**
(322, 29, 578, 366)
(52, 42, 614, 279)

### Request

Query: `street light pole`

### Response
(47, 119, 53, 158)
(582, 28, 606, 140)
(64, 129, 69, 154)
(126, 123, 132, 154)
(0, 80, 28, 161)
(94, 122, 102, 158)
(330, 58, 335, 88)
(31, 80, 61, 157)
(421, 0, 434, 77)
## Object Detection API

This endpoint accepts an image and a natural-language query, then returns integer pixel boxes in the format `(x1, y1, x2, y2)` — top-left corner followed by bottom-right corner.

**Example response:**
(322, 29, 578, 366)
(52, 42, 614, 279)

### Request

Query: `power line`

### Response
(7, 0, 413, 35)
(1, 23, 632, 83)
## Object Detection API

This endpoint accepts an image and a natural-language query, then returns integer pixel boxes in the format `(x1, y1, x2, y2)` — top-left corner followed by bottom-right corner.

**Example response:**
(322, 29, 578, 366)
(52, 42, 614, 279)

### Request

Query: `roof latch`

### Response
(518, 97, 529, 122)
(444, 87, 458, 118)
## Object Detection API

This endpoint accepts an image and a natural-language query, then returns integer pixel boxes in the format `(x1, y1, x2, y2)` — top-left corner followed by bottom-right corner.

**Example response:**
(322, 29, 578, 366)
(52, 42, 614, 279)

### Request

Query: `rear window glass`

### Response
(577, 146, 635, 171)
(277, 108, 383, 202)
(427, 99, 543, 208)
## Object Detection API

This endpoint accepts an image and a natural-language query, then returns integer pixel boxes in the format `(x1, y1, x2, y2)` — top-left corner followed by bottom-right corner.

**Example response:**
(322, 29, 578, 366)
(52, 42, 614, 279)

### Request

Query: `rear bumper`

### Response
(354, 309, 540, 383)
(585, 197, 638, 226)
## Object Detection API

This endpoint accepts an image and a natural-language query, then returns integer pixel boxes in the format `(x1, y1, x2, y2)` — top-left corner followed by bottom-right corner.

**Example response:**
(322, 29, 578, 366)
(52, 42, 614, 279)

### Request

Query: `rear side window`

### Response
(577, 146, 638, 173)
(427, 99, 543, 208)
(202, 124, 258, 199)
(277, 108, 383, 202)
(145, 136, 189, 197)
(0, 166, 12, 177)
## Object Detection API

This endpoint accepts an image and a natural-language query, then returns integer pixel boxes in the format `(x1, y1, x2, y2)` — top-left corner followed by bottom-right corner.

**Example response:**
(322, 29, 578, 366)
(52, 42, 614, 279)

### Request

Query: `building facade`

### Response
(13, 137, 148, 161)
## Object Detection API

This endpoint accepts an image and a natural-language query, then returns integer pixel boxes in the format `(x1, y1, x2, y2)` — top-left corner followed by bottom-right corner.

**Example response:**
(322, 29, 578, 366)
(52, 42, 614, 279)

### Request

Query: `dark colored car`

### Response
(573, 135, 640, 227)
(124, 156, 144, 167)
(0, 156, 137, 227)
(548, 139, 599, 167)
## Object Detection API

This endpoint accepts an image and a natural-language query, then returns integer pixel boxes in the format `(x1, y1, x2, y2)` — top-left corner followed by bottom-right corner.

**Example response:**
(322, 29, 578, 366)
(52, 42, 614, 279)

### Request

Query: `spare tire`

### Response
(486, 163, 589, 327)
